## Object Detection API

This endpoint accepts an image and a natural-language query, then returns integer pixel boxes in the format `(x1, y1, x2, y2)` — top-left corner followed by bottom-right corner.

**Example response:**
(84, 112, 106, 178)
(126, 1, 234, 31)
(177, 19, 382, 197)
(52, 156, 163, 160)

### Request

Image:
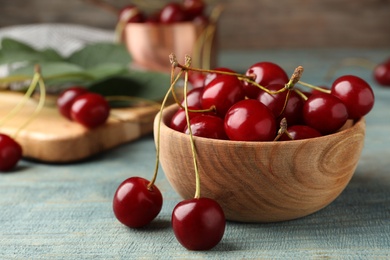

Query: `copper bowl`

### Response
(125, 22, 216, 72)
(154, 104, 366, 222)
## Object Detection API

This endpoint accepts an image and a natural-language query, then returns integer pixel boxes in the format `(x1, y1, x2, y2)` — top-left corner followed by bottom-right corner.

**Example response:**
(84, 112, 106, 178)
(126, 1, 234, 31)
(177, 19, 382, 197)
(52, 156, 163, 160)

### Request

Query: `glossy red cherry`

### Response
(118, 5, 145, 23)
(70, 93, 110, 128)
(279, 125, 322, 141)
(331, 75, 375, 119)
(0, 133, 22, 172)
(188, 72, 206, 89)
(183, 0, 205, 19)
(203, 67, 236, 87)
(170, 107, 204, 132)
(224, 99, 276, 141)
(181, 87, 204, 108)
(303, 93, 348, 134)
(57, 86, 89, 120)
(201, 75, 245, 117)
(374, 59, 390, 86)
(172, 197, 225, 251)
(243, 62, 289, 99)
(184, 114, 228, 140)
(257, 84, 304, 126)
(159, 3, 187, 23)
(113, 177, 163, 228)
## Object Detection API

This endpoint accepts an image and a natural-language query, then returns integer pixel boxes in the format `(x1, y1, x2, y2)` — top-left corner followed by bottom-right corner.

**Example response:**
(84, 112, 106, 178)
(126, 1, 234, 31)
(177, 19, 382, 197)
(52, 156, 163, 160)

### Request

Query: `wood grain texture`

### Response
(0, 91, 158, 162)
(0, 0, 389, 49)
(155, 104, 366, 222)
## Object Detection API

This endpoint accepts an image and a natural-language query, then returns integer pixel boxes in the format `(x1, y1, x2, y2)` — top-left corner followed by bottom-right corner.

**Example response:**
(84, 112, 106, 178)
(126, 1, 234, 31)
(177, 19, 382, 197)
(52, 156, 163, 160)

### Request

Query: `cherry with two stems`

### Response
(170, 55, 226, 250)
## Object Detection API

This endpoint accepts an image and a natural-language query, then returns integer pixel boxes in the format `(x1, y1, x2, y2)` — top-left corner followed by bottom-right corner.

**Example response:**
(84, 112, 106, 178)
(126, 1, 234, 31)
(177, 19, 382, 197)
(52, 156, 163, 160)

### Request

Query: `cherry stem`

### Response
(274, 118, 293, 141)
(278, 66, 303, 117)
(297, 80, 331, 94)
(182, 58, 201, 199)
(0, 64, 46, 138)
(148, 67, 183, 191)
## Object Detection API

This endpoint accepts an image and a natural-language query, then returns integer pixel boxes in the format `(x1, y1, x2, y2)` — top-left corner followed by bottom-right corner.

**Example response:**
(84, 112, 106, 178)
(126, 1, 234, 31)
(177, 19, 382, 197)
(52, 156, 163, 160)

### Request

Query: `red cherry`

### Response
(257, 84, 304, 126)
(113, 177, 163, 228)
(172, 198, 225, 251)
(331, 75, 375, 119)
(303, 93, 348, 134)
(118, 5, 144, 23)
(279, 125, 322, 141)
(374, 59, 390, 86)
(203, 67, 236, 87)
(188, 72, 206, 89)
(184, 114, 228, 140)
(243, 62, 289, 99)
(70, 93, 110, 128)
(224, 99, 276, 141)
(183, 0, 205, 20)
(0, 133, 22, 172)
(201, 75, 245, 117)
(159, 3, 187, 23)
(181, 87, 204, 108)
(170, 107, 204, 132)
(57, 86, 89, 120)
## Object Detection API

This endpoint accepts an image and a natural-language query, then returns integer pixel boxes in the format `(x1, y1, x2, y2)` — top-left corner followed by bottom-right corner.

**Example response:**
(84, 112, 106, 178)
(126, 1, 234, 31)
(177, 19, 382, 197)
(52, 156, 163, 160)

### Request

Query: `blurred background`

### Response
(1, 0, 389, 50)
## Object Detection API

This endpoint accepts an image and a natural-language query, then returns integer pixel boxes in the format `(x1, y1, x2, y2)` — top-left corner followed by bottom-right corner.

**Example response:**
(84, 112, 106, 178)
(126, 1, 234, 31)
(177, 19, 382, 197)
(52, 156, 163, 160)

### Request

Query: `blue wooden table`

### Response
(1, 48, 390, 259)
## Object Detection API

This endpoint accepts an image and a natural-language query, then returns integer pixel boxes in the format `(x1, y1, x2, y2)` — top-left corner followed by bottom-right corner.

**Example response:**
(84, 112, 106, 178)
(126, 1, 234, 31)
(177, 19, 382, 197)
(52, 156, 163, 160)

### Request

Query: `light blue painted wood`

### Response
(1, 48, 390, 259)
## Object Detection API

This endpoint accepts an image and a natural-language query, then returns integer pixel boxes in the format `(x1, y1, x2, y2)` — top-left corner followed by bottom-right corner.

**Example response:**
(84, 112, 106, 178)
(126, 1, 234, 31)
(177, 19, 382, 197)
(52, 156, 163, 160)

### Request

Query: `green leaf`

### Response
(87, 71, 170, 101)
(67, 42, 132, 69)
(0, 38, 65, 65)
(85, 63, 128, 79)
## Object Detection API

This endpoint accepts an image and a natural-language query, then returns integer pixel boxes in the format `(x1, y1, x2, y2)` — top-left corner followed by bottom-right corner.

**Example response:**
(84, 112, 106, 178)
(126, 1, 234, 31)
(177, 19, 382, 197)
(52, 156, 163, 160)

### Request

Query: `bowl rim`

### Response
(157, 103, 366, 146)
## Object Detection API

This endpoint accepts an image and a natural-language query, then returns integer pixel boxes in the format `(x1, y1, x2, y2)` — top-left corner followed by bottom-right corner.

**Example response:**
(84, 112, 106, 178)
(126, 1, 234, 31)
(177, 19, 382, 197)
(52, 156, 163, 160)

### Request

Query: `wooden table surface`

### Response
(1, 47, 390, 259)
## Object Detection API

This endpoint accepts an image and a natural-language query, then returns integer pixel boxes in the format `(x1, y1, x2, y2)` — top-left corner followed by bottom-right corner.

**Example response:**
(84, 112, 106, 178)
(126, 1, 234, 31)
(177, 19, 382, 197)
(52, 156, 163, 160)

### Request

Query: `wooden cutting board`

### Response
(0, 91, 160, 163)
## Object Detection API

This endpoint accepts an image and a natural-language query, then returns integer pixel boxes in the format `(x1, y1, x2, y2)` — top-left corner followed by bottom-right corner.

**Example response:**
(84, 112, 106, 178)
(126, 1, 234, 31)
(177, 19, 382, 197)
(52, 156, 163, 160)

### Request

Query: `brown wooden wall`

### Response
(1, 0, 389, 49)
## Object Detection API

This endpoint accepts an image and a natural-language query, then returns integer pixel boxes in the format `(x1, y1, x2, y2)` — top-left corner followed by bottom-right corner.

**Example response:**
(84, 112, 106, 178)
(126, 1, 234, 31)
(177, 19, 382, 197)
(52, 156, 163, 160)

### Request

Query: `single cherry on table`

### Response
(0, 133, 22, 172)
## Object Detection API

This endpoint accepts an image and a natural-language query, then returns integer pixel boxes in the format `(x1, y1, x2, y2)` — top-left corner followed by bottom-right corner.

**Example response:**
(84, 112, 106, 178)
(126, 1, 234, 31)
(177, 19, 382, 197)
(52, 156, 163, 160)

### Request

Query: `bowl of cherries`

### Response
(155, 58, 374, 223)
(113, 55, 374, 251)
(118, 0, 219, 72)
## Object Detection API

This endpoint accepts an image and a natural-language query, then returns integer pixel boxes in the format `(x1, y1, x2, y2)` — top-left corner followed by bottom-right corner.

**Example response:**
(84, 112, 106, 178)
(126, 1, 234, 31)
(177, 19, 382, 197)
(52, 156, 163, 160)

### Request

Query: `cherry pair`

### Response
(119, 0, 206, 24)
(112, 176, 225, 251)
(57, 87, 110, 129)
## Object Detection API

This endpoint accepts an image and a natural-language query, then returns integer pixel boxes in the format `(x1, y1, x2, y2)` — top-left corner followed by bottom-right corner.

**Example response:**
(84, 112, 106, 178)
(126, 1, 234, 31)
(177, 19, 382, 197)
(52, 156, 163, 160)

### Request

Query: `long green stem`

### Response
(147, 70, 183, 191)
(183, 69, 201, 199)
(298, 80, 331, 94)
(0, 74, 40, 127)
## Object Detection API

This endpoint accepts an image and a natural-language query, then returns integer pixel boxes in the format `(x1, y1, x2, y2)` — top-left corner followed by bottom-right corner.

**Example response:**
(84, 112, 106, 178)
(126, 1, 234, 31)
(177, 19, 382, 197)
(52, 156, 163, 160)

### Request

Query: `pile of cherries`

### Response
(56, 87, 110, 129)
(118, 0, 208, 24)
(170, 62, 375, 141)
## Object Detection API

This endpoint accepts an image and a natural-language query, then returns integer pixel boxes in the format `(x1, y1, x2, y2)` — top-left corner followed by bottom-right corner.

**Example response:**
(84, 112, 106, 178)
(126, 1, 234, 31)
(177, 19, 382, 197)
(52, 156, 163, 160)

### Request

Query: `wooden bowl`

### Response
(124, 22, 216, 72)
(154, 104, 366, 222)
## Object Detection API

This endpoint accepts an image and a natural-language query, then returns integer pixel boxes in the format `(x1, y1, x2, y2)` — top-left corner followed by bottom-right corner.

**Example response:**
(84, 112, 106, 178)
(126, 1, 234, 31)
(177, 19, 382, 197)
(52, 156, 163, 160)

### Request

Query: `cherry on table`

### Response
(303, 93, 348, 135)
(113, 176, 163, 228)
(331, 75, 375, 119)
(374, 59, 390, 87)
(224, 99, 277, 141)
(70, 93, 110, 129)
(172, 197, 225, 251)
(0, 133, 22, 172)
(57, 86, 89, 120)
